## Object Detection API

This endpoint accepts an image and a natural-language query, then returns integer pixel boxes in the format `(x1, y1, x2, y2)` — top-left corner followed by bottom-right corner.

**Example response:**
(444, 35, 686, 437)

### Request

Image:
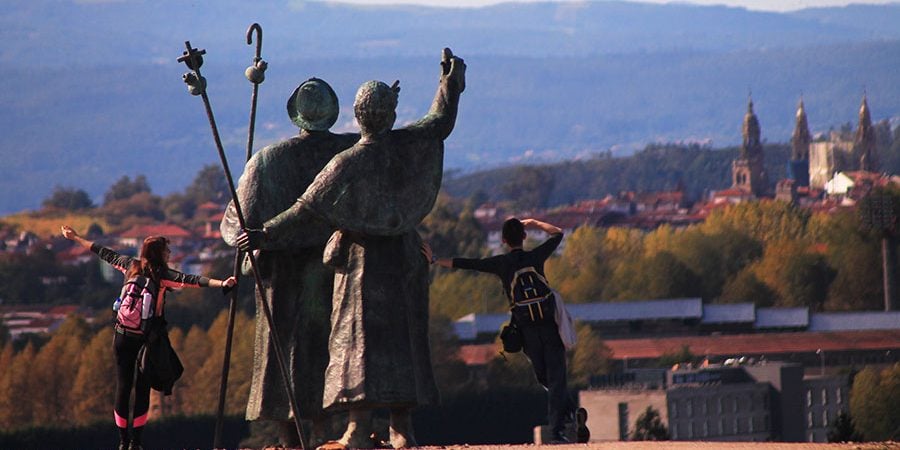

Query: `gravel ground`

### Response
(411, 443, 900, 450)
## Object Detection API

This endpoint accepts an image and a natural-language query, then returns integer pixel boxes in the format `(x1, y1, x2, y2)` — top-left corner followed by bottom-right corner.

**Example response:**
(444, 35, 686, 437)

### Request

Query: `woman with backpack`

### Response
(61, 225, 236, 450)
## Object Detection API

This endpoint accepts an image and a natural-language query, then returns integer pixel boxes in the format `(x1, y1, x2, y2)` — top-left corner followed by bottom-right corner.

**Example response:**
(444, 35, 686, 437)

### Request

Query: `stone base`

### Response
(533, 423, 576, 445)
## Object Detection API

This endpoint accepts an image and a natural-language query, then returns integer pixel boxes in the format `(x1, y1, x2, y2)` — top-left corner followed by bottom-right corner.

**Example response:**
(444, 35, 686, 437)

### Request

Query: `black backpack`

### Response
(509, 266, 555, 323)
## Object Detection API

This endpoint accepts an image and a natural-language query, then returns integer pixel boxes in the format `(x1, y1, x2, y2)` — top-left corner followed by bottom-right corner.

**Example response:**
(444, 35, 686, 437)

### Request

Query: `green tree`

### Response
(702, 200, 810, 244)
(31, 316, 91, 427)
(546, 226, 608, 302)
(419, 193, 486, 259)
(610, 251, 702, 300)
(429, 270, 505, 320)
(70, 328, 116, 425)
(751, 239, 835, 310)
(190, 310, 253, 415)
(719, 268, 778, 305)
(827, 410, 862, 443)
(173, 324, 212, 415)
(101, 191, 165, 226)
(185, 164, 230, 205)
(499, 165, 554, 210)
(429, 315, 471, 395)
(0, 343, 36, 429)
(103, 175, 152, 205)
(41, 186, 94, 211)
(568, 322, 612, 389)
(630, 406, 669, 441)
(658, 345, 695, 368)
(850, 364, 900, 441)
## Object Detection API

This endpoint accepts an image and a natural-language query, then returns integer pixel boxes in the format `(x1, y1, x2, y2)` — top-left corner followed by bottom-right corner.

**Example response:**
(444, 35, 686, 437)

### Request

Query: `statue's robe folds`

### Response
(220, 131, 358, 421)
(265, 77, 462, 411)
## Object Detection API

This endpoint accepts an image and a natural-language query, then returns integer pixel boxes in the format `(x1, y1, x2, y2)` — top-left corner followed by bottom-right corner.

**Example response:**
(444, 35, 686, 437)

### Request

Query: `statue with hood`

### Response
(221, 78, 359, 448)
(239, 48, 466, 449)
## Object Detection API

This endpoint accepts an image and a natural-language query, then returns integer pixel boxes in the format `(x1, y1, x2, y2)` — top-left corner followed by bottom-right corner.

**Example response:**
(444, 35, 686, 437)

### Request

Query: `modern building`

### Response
(580, 362, 850, 443)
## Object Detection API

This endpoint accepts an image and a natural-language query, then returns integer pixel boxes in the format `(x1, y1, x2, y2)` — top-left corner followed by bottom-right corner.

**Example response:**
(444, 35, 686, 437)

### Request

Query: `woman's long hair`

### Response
(126, 235, 169, 283)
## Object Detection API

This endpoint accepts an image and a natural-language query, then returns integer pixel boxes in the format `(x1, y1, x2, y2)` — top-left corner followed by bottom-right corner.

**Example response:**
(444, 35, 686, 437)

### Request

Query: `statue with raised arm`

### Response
(239, 48, 466, 449)
(220, 78, 359, 448)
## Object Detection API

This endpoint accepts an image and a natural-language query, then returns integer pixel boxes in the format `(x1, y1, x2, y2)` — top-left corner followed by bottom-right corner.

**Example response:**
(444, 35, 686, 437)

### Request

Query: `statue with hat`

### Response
(221, 77, 359, 448)
(239, 48, 466, 449)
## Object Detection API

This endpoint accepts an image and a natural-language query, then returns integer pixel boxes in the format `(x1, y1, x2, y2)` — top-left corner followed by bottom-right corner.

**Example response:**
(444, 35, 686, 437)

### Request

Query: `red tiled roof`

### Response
(458, 343, 499, 366)
(197, 201, 223, 211)
(119, 224, 193, 239)
(47, 305, 80, 316)
(603, 330, 900, 360)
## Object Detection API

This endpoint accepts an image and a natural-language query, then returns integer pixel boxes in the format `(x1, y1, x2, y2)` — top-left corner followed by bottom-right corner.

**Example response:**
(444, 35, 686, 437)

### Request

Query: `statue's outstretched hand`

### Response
(441, 47, 465, 93)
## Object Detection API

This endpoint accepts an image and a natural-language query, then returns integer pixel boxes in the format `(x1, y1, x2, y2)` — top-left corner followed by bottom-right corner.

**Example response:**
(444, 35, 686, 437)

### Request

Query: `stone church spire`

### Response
(856, 93, 877, 171)
(733, 94, 768, 197)
(741, 96, 762, 159)
(788, 96, 811, 187)
(791, 97, 810, 161)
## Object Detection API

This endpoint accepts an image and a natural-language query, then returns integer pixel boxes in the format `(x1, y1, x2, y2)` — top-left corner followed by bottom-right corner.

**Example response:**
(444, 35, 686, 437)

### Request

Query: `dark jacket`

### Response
(138, 319, 183, 395)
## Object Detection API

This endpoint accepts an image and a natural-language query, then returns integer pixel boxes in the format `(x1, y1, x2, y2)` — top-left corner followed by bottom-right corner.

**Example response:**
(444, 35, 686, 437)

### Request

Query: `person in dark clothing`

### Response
(425, 217, 581, 443)
(61, 225, 236, 450)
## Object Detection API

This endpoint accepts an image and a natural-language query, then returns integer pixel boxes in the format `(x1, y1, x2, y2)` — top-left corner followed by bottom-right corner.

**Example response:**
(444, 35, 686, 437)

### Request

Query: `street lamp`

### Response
(816, 349, 825, 376)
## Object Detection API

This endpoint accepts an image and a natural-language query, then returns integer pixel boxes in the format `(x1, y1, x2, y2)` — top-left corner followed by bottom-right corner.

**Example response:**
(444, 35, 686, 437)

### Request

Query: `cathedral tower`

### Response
(855, 94, 877, 172)
(732, 96, 768, 196)
(789, 97, 811, 187)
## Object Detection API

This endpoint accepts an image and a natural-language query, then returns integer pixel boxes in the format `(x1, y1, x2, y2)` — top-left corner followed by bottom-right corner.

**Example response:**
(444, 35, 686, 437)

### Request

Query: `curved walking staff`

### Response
(212, 22, 268, 450)
(177, 41, 308, 450)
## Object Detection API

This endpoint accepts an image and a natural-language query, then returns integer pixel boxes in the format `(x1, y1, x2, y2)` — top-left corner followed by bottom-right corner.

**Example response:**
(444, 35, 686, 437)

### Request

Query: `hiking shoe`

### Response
(550, 432, 570, 444)
(575, 407, 590, 443)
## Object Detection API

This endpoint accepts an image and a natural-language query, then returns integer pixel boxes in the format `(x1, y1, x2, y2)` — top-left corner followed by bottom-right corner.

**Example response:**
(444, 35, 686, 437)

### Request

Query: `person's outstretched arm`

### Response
(61, 225, 92, 249)
(520, 218, 562, 235)
(521, 218, 564, 260)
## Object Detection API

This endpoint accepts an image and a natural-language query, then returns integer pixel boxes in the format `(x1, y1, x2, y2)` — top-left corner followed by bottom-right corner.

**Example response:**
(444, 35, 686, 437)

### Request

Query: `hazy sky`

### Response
(324, 0, 898, 12)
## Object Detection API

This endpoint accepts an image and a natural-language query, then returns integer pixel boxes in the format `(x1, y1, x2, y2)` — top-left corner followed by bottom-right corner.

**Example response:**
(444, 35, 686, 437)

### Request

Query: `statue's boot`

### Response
(278, 420, 301, 448)
(388, 408, 417, 449)
(325, 409, 373, 450)
(309, 418, 329, 449)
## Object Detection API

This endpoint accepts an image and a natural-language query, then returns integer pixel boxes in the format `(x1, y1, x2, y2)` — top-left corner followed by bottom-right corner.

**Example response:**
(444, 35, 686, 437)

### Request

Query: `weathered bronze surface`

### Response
(221, 78, 359, 422)
(260, 49, 465, 424)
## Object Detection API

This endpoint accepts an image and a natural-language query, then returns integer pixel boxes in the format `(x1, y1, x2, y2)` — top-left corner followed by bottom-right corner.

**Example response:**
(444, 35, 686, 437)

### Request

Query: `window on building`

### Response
(836, 387, 843, 405)
(749, 416, 754, 433)
(822, 388, 828, 405)
(823, 410, 829, 427)
(807, 389, 813, 407)
(687, 400, 693, 418)
(689, 421, 695, 439)
(808, 411, 814, 428)
(670, 401, 678, 419)
(733, 417, 739, 434)
(719, 418, 725, 435)
(703, 420, 710, 437)
(701, 398, 708, 416)
(717, 397, 723, 414)
(732, 397, 738, 413)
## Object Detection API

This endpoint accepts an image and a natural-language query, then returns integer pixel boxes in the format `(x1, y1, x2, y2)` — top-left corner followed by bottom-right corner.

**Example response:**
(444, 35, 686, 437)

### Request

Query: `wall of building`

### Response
(667, 382, 772, 441)
(803, 375, 851, 442)
(579, 389, 667, 441)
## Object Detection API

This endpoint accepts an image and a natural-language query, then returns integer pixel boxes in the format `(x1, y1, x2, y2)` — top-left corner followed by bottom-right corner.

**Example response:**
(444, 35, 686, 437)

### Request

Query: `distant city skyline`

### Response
(319, 0, 898, 12)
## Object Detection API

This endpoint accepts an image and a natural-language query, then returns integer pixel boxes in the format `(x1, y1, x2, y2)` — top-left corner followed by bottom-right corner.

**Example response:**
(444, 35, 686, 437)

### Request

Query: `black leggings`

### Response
(113, 331, 151, 435)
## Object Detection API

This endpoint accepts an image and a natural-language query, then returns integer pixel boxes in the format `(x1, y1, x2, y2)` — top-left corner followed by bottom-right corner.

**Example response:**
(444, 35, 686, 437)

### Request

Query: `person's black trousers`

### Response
(113, 330, 151, 439)
(520, 320, 574, 435)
